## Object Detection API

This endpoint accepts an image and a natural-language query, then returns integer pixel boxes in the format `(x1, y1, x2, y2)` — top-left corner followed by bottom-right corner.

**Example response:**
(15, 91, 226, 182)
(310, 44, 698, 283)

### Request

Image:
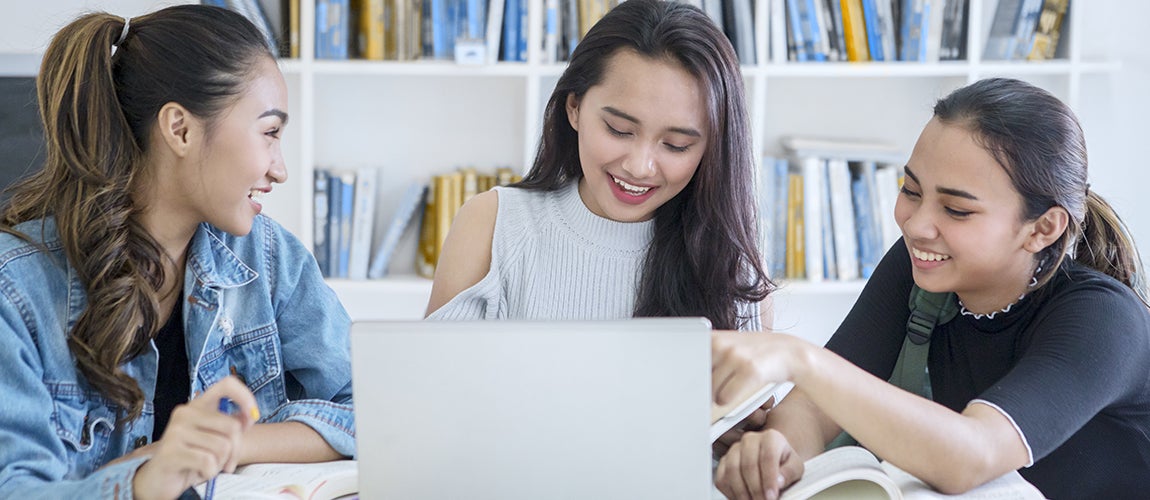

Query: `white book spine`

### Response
(348, 168, 378, 280)
(800, 156, 825, 282)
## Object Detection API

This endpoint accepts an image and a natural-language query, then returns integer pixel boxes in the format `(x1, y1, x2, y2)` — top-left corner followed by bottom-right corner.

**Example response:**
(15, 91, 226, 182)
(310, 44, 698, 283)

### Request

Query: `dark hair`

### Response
(516, 0, 772, 329)
(934, 77, 1147, 304)
(1, 5, 273, 420)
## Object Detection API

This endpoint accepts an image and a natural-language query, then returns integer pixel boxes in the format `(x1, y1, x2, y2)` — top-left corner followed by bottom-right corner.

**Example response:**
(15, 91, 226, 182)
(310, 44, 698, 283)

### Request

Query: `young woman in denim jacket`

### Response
(0, 6, 353, 499)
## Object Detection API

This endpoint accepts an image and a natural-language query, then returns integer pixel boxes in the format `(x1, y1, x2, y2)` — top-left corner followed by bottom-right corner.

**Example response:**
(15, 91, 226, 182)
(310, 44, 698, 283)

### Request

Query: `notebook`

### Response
(350, 318, 714, 499)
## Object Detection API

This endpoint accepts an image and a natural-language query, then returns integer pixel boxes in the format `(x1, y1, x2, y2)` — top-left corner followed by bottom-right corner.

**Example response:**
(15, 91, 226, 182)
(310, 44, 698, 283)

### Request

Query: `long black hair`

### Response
(516, 0, 773, 329)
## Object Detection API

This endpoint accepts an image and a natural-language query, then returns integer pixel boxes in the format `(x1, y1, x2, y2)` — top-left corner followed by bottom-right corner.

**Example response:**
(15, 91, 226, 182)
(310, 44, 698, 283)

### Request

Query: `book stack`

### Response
(762, 137, 904, 283)
(416, 167, 520, 278)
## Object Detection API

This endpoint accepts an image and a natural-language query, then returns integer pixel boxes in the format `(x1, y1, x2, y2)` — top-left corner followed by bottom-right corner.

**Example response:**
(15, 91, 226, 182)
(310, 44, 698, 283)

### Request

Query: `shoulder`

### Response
(0, 219, 67, 276)
(425, 190, 500, 316)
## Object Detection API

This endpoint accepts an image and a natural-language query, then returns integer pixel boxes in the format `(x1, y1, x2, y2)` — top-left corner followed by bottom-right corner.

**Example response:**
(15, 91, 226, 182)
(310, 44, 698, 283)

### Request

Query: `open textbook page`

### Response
(777, 446, 1044, 500)
(193, 460, 357, 500)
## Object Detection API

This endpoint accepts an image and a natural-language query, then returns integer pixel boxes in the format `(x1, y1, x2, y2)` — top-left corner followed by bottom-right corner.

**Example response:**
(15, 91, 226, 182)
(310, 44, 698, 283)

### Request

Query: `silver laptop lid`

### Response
(351, 318, 712, 500)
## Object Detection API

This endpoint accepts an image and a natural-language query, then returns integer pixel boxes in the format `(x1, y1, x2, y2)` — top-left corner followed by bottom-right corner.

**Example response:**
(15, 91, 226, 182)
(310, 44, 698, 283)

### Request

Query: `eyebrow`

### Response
(260, 109, 289, 125)
(903, 165, 979, 201)
(602, 106, 701, 138)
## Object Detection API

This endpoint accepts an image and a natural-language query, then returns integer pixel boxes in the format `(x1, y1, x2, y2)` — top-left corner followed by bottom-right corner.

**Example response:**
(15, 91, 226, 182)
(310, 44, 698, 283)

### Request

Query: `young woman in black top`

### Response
(711, 78, 1150, 499)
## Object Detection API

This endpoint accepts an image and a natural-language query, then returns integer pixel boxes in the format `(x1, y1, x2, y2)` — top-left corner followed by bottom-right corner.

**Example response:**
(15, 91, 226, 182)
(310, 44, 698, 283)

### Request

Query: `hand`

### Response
(712, 332, 797, 408)
(713, 398, 774, 458)
(132, 376, 259, 500)
(715, 428, 804, 500)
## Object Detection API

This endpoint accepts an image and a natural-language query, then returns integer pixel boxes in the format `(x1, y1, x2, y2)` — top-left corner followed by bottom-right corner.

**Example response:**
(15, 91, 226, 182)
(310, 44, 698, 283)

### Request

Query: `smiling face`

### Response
(565, 49, 709, 222)
(895, 118, 1046, 313)
(170, 57, 289, 238)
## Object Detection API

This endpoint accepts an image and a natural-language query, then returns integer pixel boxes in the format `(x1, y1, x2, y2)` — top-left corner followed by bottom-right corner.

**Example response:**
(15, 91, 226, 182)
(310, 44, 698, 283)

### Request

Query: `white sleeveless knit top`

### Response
(428, 182, 761, 331)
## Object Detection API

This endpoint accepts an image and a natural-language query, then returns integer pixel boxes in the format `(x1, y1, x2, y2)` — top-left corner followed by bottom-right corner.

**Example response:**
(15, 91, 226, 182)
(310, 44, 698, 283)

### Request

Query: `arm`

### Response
(713, 332, 1029, 495)
(263, 218, 356, 458)
(425, 189, 499, 316)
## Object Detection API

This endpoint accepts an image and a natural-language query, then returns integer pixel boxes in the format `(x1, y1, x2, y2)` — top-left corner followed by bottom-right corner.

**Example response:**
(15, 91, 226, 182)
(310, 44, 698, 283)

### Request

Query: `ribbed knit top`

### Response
(428, 181, 761, 331)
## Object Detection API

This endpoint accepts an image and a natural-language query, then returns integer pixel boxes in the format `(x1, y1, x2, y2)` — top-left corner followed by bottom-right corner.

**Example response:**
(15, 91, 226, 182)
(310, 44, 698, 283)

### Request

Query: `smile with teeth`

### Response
(249, 189, 265, 202)
(612, 175, 652, 195)
(912, 247, 950, 262)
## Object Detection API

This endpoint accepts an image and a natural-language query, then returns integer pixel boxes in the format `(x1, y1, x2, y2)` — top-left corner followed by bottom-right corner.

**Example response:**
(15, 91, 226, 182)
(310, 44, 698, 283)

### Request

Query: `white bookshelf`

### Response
(0, 1, 1128, 342)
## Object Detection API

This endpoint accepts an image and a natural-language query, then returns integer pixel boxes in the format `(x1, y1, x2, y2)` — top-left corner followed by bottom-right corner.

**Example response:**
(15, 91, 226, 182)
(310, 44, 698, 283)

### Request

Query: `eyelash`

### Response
(605, 123, 690, 152)
(266, 127, 281, 139)
(900, 186, 972, 217)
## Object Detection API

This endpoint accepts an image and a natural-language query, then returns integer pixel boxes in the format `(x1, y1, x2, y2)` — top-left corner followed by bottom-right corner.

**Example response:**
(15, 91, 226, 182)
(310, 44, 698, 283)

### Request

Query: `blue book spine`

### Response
(467, 0, 486, 39)
(785, 0, 808, 62)
(801, 0, 827, 61)
(431, 0, 449, 59)
(502, 0, 519, 61)
(516, 0, 527, 61)
(316, 0, 330, 59)
(861, 0, 884, 61)
(771, 158, 791, 280)
(851, 171, 876, 278)
(338, 175, 355, 278)
(326, 171, 342, 277)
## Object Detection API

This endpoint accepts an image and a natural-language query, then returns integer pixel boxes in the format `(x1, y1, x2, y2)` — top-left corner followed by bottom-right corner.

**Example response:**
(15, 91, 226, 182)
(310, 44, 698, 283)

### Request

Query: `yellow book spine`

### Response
(358, 0, 386, 59)
(416, 175, 440, 278)
(839, 0, 870, 62)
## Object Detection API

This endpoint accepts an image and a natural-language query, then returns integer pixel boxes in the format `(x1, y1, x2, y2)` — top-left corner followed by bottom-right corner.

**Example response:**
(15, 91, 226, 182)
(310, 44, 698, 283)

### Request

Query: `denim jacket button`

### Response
(133, 436, 148, 449)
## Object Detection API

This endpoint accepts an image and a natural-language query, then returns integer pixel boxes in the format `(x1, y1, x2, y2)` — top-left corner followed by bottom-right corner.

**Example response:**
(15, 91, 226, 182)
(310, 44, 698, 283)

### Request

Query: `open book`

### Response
(711, 382, 791, 442)
(193, 460, 357, 500)
(779, 446, 1044, 500)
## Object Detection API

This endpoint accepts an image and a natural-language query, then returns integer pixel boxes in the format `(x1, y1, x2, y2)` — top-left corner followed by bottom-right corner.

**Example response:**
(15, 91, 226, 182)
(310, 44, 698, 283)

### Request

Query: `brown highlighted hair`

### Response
(1, 5, 272, 420)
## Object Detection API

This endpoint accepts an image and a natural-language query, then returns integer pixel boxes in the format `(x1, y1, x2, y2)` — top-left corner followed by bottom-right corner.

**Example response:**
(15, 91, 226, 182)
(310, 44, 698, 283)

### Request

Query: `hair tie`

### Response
(112, 17, 131, 53)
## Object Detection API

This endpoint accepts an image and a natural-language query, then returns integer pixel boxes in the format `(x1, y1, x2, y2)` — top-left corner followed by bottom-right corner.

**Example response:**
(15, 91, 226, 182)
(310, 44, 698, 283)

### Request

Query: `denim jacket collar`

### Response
(186, 223, 258, 289)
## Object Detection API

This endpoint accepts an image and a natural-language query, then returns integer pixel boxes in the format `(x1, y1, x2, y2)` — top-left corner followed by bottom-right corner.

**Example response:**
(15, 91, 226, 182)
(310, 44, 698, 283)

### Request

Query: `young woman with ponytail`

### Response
(711, 78, 1150, 499)
(0, 6, 353, 499)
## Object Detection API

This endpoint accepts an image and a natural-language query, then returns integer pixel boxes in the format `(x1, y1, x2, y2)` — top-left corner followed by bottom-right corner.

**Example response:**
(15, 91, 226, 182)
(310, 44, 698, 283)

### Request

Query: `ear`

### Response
(1024, 206, 1070, 254)
(565, 92, 581, 132)
(155, 102, 197, 158)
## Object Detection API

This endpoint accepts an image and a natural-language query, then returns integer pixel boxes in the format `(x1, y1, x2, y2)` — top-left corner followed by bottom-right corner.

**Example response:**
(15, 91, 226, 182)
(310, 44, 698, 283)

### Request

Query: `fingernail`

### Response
(777, 474, 786, 487)
(765, 488, 778, 500)
(250, 406, 260, 421)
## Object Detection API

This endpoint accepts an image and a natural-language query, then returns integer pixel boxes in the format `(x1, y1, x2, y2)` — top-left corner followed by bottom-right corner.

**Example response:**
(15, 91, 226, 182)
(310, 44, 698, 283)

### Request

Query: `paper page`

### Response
(881, 462, 1044, 500)
(780, 446, 900, 500)
(710, 382, 791, 442)
(193, 460, 358, 500)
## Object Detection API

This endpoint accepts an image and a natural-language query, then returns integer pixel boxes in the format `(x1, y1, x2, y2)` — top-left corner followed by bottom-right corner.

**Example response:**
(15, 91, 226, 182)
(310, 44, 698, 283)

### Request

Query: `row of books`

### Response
(783, 0, 1066, 63)
(761, 137, 904, 282)
(312, 166, 521, 280)
(783, 0, 969, 62)
(984, 0, 1067, 61)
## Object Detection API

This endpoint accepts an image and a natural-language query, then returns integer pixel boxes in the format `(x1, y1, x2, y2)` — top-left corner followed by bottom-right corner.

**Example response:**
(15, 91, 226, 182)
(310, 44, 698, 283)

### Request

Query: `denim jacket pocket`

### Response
(49, 384, 117, 479)
(204, 323, 283, 410)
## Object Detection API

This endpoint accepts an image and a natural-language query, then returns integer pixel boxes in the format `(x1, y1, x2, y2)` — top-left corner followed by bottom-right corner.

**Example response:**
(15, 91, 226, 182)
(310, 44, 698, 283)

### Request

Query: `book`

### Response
(348, 167, 378, 280)
(779, 446, 1044, 500)
(368, 181, 427, 279)
(193, 460, 357, 500)
(711, 383, 790, 443)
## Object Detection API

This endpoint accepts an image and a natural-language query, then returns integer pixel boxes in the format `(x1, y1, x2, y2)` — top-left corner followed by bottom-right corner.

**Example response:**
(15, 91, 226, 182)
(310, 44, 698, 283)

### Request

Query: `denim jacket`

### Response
(0, 215, 354, 499)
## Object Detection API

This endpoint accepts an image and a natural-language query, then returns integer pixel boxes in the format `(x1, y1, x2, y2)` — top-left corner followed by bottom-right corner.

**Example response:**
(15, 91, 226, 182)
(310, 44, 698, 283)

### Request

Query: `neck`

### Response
(956, 264, 1037, 315)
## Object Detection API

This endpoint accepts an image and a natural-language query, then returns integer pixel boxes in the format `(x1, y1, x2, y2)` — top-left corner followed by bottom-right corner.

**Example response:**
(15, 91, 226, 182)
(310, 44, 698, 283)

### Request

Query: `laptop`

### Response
(350, 318, 713, 499)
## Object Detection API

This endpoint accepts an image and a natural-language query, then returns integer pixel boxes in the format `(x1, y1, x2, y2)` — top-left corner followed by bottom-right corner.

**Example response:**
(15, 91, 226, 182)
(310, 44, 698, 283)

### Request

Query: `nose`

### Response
(621, 142, 656, 180)
(269, 147, 288, 184)
(899, 202, 939, 241)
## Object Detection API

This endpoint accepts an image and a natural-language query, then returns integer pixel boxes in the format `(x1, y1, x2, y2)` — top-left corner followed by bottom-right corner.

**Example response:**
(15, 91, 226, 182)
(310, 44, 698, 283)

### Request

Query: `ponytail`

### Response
(2, 5, 271, 421)
(1074, 190, 1149, 305)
